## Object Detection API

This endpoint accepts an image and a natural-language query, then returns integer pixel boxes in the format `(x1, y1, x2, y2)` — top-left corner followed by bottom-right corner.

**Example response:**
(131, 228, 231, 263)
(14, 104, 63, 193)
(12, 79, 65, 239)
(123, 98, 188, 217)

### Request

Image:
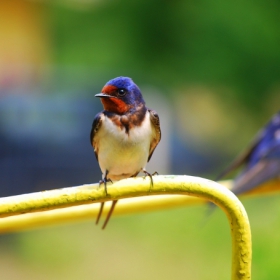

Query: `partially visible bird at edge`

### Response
(217, 110, 280, 195)
(90, 76, 161, 229)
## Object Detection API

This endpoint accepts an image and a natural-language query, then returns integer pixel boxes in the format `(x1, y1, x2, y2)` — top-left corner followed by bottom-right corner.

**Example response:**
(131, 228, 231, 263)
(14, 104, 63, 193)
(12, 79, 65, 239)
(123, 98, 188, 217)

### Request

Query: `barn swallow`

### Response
(217, 111, 280, 195)
(90, 76, 161, 229)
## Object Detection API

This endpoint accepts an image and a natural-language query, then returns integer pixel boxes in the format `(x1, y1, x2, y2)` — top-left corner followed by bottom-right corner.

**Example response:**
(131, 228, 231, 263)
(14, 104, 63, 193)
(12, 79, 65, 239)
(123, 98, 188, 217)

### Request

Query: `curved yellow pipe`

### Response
(0, 175, 251, 279)
(0, 195, 202, 232)
(0, 178, 278, 233)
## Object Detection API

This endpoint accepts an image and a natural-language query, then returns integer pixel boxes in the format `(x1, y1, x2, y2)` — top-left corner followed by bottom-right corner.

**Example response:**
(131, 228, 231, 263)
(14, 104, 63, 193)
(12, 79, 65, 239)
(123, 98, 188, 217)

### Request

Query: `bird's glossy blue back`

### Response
(248, 111, 280, 168)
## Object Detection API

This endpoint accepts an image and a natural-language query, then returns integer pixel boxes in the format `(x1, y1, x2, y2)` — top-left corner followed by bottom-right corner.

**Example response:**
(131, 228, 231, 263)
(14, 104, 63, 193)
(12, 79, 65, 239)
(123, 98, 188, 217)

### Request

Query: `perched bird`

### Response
(90, 76, 161, 229)
(217, 111, 280, 195)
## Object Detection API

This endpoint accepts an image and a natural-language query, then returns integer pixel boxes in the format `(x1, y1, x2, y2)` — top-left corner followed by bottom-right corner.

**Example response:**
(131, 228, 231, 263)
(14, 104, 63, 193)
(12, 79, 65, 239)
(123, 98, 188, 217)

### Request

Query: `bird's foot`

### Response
(142, 169, 158, 191)
(96, 171, 114, 227)
(98, 177, 113, 196)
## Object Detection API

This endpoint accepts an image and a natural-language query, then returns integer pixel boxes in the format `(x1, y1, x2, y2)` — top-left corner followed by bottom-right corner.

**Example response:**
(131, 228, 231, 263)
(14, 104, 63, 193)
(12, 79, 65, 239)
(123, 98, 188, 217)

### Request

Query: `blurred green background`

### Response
(0, 0, 280, 279)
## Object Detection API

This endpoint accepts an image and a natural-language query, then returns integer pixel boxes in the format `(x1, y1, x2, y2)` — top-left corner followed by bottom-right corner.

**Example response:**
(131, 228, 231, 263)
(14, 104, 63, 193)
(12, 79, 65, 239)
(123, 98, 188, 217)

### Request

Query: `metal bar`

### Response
(0, 195, 202, 233)
(0, 178, 279, 233)
(0, 175, 251, 279)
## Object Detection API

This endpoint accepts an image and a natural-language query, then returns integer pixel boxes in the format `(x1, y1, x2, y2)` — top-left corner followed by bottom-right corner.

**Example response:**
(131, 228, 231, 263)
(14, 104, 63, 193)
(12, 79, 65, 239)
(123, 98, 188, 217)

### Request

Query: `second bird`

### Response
(90, 76, 161, 229)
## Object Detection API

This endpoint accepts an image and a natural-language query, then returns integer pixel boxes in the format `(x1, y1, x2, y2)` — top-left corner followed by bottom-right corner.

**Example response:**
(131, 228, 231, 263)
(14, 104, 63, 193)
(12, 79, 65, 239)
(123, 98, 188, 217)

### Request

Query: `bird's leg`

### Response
(98, 170, 112, 195)
(96, 170, 112, 225)
(102, 200, 118, 230)
(142, 169, 158, 191)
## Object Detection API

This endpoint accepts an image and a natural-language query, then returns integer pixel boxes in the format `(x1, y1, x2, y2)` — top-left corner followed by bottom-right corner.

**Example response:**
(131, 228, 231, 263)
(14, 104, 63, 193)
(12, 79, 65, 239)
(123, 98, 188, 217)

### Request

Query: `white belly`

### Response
(96, 112, 153, 181)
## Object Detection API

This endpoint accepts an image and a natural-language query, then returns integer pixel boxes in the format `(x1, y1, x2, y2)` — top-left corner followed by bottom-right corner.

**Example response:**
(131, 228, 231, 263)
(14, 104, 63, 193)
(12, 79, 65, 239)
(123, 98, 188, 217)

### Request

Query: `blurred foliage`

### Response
(1, 1, 280, 278)
(48, 0, 280, 111)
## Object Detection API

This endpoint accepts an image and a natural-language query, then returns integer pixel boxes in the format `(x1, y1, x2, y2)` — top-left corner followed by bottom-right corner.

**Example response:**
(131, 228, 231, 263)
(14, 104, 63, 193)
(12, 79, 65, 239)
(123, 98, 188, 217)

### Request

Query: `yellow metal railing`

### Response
(0, 175, 252, 280)
(0, 176, 279, 233)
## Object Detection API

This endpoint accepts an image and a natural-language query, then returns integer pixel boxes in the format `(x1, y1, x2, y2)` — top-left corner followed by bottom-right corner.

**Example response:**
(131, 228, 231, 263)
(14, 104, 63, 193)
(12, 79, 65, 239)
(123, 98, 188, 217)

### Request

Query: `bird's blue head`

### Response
(95, 77, 145, 114)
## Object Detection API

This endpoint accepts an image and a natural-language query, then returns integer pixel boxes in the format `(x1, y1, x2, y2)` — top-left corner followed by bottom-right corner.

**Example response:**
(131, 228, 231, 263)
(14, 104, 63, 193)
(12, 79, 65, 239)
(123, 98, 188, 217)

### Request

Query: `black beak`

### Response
(95, 93, 116, 98)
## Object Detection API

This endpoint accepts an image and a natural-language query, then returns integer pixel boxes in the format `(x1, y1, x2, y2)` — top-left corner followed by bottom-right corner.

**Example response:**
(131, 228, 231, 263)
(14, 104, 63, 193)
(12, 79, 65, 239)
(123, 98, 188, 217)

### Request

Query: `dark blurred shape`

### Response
(0, 92, 101, 197)
(217, 111, 280, 194)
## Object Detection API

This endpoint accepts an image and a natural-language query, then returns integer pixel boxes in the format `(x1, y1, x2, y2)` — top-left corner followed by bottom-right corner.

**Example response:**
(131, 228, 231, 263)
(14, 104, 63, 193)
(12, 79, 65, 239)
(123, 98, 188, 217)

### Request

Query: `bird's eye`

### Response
(117, 88, 127, 97)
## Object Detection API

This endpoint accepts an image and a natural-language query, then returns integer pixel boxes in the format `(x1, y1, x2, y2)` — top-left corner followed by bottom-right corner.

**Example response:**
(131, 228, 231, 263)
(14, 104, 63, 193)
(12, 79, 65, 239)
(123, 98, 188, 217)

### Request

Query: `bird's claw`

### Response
(142, 170, 158, 191)
(96, 171, 115, 228)
(98, 177, 112, 196)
